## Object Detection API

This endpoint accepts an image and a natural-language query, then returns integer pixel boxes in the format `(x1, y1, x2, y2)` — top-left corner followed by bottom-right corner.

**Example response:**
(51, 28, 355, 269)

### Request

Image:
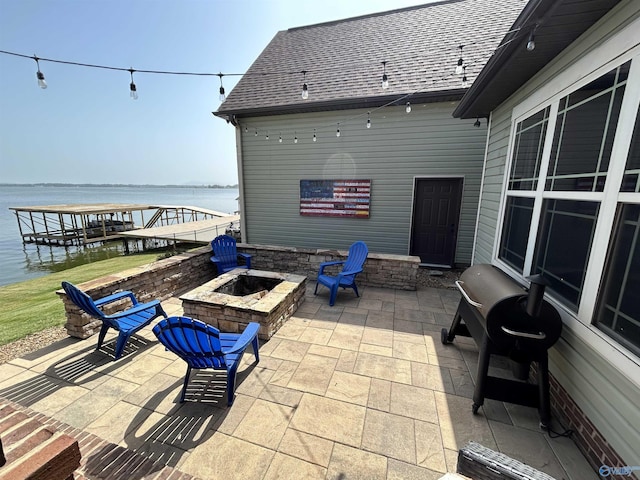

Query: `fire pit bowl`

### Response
(180, 269, 306, 340)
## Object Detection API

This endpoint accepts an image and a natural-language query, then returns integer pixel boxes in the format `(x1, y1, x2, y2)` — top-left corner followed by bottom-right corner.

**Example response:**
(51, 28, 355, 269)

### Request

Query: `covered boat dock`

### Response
(9, 203, 237, 246)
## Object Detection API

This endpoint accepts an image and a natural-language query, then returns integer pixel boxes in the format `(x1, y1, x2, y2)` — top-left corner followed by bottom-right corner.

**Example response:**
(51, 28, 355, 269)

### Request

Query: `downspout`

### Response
(234, 122, 247, 243)
(213, 112, 247, 243)
(471, 112, 492, 266)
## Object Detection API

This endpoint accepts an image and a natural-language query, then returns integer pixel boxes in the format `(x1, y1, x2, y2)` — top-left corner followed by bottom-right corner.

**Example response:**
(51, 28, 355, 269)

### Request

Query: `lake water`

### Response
(0, 185, 239, 286)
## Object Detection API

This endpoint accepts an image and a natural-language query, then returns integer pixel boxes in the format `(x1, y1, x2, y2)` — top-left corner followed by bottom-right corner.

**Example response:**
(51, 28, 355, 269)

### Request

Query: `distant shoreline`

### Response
(0, 183, 239, 189)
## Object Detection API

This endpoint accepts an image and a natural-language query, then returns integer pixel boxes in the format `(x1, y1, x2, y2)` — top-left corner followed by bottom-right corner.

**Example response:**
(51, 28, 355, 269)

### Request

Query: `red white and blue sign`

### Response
(300, 179, 371, 218)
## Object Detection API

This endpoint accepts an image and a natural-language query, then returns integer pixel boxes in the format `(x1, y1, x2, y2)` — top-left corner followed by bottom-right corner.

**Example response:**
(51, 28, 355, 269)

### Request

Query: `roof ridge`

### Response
(286, 0, 465, 32)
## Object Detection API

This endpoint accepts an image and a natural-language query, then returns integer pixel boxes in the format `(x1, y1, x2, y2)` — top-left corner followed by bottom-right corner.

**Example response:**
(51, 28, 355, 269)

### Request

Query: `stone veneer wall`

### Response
(58, 243, 419, 339)
(236, 243, 420, 290)
(58, 247, 215, 339)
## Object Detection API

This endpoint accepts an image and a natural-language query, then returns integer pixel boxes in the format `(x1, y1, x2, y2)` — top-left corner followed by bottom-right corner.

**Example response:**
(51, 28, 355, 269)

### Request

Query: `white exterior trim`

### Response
(493, 28, 640, 386)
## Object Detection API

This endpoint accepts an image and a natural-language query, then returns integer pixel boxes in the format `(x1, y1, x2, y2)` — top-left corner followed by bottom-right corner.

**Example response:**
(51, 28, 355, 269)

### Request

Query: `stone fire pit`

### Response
(180, 269, 306, 340)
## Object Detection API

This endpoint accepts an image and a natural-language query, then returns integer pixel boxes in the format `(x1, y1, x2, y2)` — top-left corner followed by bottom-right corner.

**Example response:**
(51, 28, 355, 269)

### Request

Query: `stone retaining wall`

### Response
(237, 243, 420, 291)
(58, 244, 419, 339)
(57, 248, 215, 339)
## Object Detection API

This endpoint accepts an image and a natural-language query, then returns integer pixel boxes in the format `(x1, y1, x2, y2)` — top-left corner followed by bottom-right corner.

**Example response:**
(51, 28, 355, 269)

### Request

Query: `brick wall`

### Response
(549, 373, 638, 480)
(58, 243, 419, 339)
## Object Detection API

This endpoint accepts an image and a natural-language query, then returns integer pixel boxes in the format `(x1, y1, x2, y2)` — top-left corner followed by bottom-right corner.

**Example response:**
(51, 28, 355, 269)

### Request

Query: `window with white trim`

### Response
(497, 58, 640, 356)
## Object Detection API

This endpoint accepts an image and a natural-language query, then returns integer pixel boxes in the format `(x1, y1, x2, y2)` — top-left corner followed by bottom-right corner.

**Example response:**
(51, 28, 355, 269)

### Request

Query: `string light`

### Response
(266, 131, 269, 140)
(455, 45, 464, 75)
(218, 73, 226, 101)
(526, 28, 536, 51)
(129, 68, 138, 100)
(241, 90, 420, 148)
(474, 117, 481, 127)
(405, 102, 412, 113)
(301, 70, 308, 100)
(255, 129, 258, 136)
(279, 133, 283, 143)
(33, 56, 47, 89)
(381, 61, 389, 89)
(462, 65, 468, 88)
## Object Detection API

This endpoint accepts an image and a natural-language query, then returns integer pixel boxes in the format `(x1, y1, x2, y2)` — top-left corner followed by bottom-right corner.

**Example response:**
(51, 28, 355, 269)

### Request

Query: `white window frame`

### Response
(492, 22, 640, 384)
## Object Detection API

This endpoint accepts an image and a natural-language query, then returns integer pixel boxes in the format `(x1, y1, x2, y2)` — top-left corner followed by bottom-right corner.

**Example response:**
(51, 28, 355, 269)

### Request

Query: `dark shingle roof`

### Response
(453, 0, 623, 119)
(217, 0, 526, 117)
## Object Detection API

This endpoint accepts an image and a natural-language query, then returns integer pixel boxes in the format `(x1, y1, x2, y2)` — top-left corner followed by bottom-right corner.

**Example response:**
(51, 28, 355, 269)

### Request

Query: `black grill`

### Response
(442, 264, 562, 428)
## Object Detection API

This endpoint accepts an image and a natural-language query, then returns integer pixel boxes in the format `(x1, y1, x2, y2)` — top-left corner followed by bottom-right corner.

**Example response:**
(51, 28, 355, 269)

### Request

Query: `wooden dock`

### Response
(119, 214, 240, 243)
(9, 203, 238, 246)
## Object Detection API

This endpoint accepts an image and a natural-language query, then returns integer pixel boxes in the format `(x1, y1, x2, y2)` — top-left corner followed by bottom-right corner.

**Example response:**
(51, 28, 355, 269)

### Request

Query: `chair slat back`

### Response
(61, 281, 106, 319)
(153, 317, 225, 369)
(211, 235, 240, 270)
(343, 241, 368, 275)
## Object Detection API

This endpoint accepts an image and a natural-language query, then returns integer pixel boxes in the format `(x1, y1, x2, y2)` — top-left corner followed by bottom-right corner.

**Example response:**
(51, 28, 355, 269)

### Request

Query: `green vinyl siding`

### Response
(238, 102, 487, 265)
(474, 0, 640, 465)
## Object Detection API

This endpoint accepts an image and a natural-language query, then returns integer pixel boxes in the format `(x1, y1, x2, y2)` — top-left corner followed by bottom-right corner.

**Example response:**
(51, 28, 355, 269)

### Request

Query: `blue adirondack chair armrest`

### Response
(238, 253, 252, 268)
(104, 299, 162, 319)
(338, 267, 364, 278)
(210, 255, 221, 263)
(94, 290, 139, 307)
(318, 260, 345, 275)
(223, 322, 260, 355)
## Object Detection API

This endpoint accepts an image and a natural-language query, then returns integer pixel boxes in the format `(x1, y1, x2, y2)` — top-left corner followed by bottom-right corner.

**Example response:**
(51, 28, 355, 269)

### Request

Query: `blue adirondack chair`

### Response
(314, 241, 368, 306)
(152, 316, 260, 406)
(61, 281, 168, 360)
(210, 234, 252, 273)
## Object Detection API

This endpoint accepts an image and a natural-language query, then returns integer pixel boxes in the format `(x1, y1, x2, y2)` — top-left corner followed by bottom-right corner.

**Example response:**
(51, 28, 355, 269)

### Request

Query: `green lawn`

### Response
(0, 253, 161, 346)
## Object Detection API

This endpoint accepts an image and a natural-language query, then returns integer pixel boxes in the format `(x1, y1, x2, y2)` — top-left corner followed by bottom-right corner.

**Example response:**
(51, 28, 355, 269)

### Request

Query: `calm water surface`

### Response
(0, 185, 239, 286)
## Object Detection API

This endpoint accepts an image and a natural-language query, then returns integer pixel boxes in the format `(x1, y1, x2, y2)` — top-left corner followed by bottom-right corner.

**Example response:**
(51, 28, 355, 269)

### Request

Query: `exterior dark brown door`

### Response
(410, 178, 463, 266)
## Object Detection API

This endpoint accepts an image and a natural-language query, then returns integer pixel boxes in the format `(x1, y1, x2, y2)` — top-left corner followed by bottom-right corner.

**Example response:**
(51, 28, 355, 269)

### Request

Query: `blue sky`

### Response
(0, 0, 431, 186)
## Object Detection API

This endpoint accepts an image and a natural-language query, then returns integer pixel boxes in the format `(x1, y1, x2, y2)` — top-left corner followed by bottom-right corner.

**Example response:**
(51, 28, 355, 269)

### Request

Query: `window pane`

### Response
(499, 196, 534, 272)
(532, 199, 599, 310)
(508, 107, 549, 191)
(622, 105, 640, 193)
(595, 204, 640, 355)
(547, 62, 630, 192)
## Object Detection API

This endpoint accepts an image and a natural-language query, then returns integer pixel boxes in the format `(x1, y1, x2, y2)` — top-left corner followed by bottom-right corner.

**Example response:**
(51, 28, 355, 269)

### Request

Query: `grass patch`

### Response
(0, 253, 161, 346)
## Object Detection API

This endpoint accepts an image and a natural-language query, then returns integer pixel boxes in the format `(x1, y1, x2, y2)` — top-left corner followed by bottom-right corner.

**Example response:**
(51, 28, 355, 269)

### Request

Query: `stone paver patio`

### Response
(0, 283, 597, 479)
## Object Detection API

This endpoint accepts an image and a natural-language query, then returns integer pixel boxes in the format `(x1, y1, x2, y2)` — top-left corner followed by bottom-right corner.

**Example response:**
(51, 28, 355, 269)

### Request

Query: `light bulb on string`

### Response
(474, 118, 481, 127)
(455, 45, 464, 74)
(367, 112, 371, 129)
(462, 65, 468, 88)
(405, 102, 412, 113)
(33, 56, 47, 89)
(218, 73, 226, 101)
(129, 68, 138, 100)
(244, 126, 248, 133)
(336, 123, 341, 137)
(266, 132, 269, 140)
(294, 132, 298, 144)
(526, 30, 536, 51)
(313, 129, 317, 142)
(279, 133, 283, 143)
(301, 71, 308, 100)
(255, 129, 258, 136)
(381, 61, 389, 89)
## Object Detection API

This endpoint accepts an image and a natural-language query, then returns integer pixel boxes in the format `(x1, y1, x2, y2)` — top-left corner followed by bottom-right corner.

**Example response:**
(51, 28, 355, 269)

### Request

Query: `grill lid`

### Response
(457, 264, 526, 319)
